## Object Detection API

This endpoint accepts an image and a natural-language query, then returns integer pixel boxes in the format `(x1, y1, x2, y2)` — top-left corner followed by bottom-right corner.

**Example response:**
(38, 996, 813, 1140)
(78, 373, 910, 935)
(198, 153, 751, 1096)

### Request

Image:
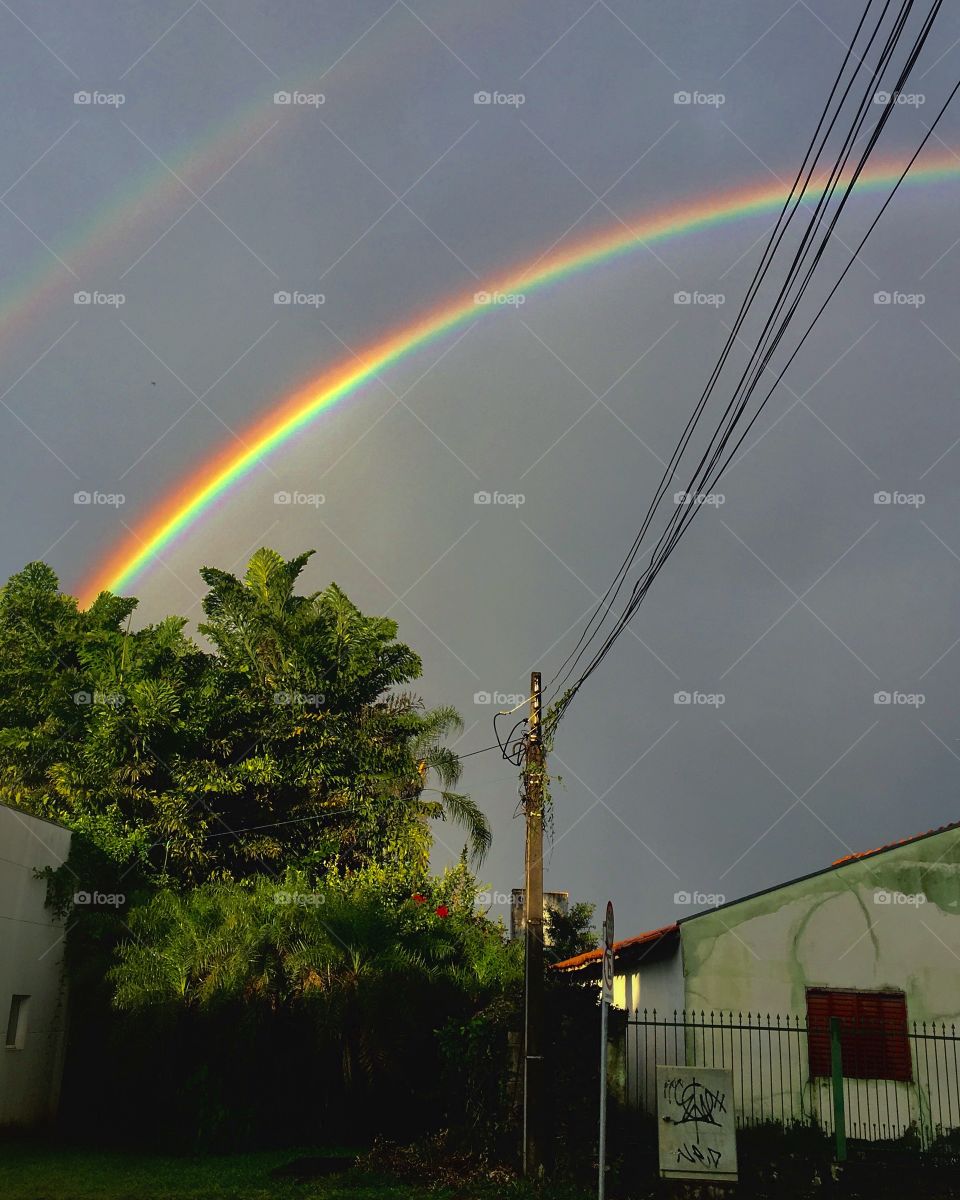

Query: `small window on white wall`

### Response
(5, 995, 29, 1049)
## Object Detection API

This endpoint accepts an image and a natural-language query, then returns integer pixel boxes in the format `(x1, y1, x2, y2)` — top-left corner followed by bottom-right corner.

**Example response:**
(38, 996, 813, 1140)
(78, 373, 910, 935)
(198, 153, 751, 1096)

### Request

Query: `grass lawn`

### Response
(0, 1144, 465, 1200)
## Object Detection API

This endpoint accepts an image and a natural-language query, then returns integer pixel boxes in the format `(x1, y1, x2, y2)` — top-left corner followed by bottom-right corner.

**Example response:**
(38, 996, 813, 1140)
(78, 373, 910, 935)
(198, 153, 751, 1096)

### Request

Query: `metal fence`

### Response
(624, 1009, 960, 1151)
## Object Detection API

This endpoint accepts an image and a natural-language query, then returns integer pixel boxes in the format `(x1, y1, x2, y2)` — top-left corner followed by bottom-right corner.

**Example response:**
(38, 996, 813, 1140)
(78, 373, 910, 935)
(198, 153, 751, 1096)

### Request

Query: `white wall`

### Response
(674, 830, 960, 1136)
(0, 804, 71, 1126)
(621, 949, 685, 1110)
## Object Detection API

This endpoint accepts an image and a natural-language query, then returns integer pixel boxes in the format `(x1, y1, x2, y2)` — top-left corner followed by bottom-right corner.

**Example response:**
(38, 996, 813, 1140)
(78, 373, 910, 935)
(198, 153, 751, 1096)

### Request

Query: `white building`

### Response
(555, 821, 960, 1142)
(0, 802, 72, 1126)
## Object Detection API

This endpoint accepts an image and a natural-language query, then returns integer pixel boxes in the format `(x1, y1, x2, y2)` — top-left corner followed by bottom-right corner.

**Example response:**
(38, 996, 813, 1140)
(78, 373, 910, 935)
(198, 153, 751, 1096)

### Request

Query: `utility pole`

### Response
(522, 670, 544, 1177)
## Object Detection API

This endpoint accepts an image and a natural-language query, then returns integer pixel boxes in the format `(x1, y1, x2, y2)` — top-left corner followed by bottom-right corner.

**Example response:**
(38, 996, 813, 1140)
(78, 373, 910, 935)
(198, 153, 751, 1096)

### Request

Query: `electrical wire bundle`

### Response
(541, 0, 957, 736)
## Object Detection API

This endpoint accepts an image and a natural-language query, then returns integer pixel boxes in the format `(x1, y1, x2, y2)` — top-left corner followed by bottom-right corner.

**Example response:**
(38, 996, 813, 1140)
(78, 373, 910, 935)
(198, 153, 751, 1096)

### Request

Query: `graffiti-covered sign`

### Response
(656, 1065, 738, 1182)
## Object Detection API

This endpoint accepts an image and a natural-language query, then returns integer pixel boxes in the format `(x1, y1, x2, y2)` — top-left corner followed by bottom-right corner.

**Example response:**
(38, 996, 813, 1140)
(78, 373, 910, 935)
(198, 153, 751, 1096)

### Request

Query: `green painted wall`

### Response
(680, 828, 960, 1023)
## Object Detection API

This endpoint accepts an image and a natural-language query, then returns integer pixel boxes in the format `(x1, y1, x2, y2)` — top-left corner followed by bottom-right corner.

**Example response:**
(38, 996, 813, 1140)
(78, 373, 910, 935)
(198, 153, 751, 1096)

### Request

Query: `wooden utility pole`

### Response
(522, 670, 544, 1177)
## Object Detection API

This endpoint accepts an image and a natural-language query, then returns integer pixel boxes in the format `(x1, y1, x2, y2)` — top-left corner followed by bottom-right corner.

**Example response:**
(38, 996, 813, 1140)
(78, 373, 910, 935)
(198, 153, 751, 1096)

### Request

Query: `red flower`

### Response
(435, 904, 449, 918)
(412, 893, 427, 904)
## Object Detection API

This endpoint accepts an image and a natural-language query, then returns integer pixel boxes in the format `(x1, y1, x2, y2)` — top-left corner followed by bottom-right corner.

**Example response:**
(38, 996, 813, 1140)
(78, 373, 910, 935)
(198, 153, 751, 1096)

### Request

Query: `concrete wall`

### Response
(0, 804, 71, 1126)
(675, 828, 960, 1135)
(620, 952, 684, 1017)
(621, 951, 685, 1109)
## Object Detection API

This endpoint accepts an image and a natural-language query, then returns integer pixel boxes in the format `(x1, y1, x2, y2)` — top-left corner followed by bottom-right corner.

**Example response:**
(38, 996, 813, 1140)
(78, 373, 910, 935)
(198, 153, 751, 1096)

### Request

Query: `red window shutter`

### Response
(806, 990, 832, 1077)
(805, 989, 911, 1082)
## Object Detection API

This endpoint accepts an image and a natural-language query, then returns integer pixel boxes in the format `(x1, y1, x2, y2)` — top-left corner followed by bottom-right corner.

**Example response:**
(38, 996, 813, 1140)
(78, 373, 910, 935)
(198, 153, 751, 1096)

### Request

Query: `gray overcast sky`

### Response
(3, 0, 960, 934)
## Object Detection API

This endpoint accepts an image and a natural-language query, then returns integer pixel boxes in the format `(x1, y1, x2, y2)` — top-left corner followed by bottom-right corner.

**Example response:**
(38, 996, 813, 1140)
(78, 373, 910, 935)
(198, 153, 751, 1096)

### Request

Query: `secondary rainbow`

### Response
(1, 5, 496, 345)
(80, 150, 960, 605)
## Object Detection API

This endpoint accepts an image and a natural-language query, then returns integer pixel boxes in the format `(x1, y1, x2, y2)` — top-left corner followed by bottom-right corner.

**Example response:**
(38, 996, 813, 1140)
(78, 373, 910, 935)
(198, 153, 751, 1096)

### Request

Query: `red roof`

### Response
(552, 820, 960, 977)
(831, 819, 960, 867)
(552, 922, 679, 973)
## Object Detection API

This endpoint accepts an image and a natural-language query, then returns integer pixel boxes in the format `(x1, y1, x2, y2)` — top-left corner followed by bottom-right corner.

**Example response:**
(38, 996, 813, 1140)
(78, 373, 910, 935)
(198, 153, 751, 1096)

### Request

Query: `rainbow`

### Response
(79, 150, 960, 605)
(2, 4, 494, 345)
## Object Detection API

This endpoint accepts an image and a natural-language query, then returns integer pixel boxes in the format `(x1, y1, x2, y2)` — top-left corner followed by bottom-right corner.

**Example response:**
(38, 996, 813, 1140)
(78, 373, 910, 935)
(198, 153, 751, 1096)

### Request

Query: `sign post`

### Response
(598, 901, 614, 1200)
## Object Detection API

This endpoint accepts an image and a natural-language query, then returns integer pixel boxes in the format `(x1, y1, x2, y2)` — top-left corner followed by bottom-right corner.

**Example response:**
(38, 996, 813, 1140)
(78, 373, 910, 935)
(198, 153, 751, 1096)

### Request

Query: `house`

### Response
(554, 821, 960, 1140)
(0, 802, 72, 1126)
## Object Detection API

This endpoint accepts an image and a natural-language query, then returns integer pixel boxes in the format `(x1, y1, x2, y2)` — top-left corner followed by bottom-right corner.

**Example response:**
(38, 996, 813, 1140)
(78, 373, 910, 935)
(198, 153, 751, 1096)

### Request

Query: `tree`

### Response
(0, 550, 489, 884)
(546, 901, 597, 963)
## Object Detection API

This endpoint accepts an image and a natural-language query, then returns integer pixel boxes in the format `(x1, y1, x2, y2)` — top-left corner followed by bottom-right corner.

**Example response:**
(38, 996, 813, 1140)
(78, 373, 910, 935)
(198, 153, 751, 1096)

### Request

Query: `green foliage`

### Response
(0, 551, 489, 884)
(61, 864, 523, 1151)
(545, 901, 597, 964)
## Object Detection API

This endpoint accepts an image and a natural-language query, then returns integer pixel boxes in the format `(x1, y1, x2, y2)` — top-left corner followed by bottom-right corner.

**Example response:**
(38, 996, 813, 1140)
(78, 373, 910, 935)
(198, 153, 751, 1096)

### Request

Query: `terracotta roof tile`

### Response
(831, 819, 960, 867)
(552, 922, 679, 972)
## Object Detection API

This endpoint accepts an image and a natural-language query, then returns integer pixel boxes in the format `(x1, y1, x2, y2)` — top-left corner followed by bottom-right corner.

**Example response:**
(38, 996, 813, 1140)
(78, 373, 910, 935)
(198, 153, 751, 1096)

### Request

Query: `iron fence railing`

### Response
(624, 1009, 960, 1152)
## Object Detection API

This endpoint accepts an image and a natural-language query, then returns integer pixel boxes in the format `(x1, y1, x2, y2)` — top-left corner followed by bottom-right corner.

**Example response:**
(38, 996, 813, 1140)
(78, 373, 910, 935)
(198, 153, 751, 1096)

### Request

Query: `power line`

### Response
(548, 0, 890, 700)
(546, 0, 951, 729)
